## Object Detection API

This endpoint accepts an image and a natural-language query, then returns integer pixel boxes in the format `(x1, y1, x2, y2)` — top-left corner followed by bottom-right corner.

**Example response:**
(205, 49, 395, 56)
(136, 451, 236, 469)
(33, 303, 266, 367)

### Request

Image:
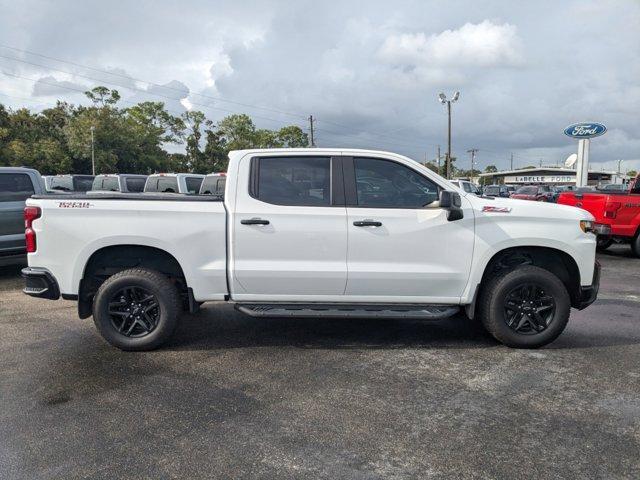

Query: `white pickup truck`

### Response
(22, 148, 600, 350)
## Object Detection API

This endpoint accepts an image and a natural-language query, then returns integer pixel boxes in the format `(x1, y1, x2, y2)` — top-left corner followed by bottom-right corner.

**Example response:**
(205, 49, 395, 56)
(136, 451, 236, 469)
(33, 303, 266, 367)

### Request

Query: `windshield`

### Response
(484, 186, 499, 195)
(515, 186, 538, 195)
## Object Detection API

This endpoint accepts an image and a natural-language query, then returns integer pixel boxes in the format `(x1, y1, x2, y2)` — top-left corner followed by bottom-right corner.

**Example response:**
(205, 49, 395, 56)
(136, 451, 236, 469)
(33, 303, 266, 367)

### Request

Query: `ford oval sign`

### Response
(564, 122, 607, 139)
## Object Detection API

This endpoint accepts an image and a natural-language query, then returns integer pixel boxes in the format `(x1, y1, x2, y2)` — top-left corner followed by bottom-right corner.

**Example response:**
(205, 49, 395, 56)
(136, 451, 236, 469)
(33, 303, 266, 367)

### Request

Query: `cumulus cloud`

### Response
(2, 0, 639, 170)
(32, 75, 86, 96)
(379, 20, 523, 68)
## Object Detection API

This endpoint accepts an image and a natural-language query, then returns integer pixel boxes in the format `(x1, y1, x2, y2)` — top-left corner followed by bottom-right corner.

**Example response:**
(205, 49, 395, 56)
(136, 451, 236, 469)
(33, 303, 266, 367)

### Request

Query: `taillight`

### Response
(24, 206, 41, 253)
(604, 201, 621, 219)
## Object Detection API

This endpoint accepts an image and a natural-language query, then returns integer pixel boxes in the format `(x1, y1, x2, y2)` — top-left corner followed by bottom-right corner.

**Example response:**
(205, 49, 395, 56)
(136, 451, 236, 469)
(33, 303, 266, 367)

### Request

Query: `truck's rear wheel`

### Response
(478, 265, 570, 348)
(92, 268, 180, 351)
(631, 234, 640, 258)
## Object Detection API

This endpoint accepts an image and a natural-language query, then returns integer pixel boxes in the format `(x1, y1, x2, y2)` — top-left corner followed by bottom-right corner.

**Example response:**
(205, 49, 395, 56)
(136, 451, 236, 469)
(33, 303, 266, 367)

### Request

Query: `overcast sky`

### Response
(1, 0, 639, 172)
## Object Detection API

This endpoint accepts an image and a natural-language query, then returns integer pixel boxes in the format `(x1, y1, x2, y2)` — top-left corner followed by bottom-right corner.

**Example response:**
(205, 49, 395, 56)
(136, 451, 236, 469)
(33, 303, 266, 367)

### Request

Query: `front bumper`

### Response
(21, 267, 60, 300)
(576, 261, 600, 310)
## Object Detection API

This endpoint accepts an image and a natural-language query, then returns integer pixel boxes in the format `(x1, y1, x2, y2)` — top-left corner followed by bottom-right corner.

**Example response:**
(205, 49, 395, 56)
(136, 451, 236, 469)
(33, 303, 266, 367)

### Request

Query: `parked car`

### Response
(558, 172, 640, 256)
(510, 185, 555, 202)
(23, 148, 599, 351)
(0, 167, 44, 266)
(450, 179, 481, 195)
(199, 173, 226, 196)
(483, 185, 511, 198)
(143, 173, 205, 194)
(91, 174, 148, 193)
(44, 174, 94, 193)
(597, 183, 627, 192)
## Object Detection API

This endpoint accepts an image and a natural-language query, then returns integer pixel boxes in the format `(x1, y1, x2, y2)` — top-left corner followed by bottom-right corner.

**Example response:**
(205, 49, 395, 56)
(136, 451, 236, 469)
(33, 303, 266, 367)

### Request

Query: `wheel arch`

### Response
(467, 246, 582, 318)
(78, 244, 189, 319)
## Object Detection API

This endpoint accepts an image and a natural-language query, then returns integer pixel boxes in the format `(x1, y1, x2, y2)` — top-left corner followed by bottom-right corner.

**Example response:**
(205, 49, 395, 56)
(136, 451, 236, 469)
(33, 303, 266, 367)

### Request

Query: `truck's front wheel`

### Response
(478, 266, 570, 348)
(92, 268, 180, 351)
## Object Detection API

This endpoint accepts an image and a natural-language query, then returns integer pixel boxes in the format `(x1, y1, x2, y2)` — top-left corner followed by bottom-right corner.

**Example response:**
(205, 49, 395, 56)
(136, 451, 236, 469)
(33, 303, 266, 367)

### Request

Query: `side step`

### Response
(235, 303, 459, 319)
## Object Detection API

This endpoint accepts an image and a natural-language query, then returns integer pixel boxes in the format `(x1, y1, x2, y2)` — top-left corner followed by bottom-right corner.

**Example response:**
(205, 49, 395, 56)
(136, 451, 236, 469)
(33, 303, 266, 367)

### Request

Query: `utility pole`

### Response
(308, 115, 315, 147)
(437, 92, 460, 179)
(437, 145, 441, 175)
(510, 152, 514, 171)
(90, 126, 95, 175)
(467, 148, 478, 182)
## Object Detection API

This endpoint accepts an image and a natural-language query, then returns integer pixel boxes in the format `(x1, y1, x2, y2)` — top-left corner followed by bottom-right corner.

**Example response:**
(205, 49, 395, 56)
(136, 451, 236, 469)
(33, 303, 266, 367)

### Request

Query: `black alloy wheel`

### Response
(503, 283, 555, 334)
(108, 286, 161, 337)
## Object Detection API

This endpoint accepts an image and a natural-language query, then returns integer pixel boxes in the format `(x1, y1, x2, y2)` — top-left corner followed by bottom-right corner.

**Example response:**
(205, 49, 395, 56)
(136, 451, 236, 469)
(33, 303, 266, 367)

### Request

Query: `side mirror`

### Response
(439, 190, 464, 221)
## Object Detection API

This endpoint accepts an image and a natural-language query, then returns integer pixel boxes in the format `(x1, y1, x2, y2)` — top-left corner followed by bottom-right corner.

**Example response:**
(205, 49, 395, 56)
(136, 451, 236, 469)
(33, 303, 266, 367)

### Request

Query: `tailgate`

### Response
(558, 192, 608, 223)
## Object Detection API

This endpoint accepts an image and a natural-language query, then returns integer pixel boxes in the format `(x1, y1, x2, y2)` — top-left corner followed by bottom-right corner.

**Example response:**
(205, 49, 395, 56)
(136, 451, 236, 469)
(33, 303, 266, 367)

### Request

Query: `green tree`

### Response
(627, 170, 637, 178)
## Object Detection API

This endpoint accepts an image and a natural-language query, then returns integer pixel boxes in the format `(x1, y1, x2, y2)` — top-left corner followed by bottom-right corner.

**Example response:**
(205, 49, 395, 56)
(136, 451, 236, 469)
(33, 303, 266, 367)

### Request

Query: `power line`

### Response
(0, 44, 309, 121)
(0, 44, 440, 149)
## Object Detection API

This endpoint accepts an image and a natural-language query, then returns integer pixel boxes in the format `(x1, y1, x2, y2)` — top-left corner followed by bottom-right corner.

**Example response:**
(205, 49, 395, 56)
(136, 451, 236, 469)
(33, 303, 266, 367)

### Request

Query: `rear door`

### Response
(231, 155, 347, 300)
(343, 156, 475, 302)
(0, 173, 35, 254)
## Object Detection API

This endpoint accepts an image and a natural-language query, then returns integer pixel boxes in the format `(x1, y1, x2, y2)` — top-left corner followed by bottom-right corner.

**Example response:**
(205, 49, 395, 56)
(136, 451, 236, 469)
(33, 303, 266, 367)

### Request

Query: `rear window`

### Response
(125, 177, 146, 192)
(0, 173, 35, 202)
(200, 176, 226, 195)
(185, 177, 203, 194)
(97, 177, 120, 191)
(516, 186, 538, 195)
(73, 176, 94, 192)
(146, 177, 179, 193)
(484, 186, 499, 195)
(50, 177, 74, 191)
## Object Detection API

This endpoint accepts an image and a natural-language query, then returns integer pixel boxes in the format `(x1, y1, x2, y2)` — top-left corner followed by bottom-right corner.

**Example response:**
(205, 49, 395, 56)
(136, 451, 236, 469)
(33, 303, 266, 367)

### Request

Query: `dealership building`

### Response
(478, 167, 624, 186)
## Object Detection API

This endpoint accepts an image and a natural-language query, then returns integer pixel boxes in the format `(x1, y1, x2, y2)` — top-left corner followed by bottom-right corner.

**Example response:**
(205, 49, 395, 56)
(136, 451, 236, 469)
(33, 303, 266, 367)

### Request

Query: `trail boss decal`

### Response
(57, 201, 94, 208)
(482, 206, 512, 213)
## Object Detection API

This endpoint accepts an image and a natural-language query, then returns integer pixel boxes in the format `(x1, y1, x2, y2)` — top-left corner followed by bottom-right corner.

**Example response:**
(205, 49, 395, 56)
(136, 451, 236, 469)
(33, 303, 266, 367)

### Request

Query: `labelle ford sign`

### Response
(563, 122, 607, 139)
(504, 175, 575, 184)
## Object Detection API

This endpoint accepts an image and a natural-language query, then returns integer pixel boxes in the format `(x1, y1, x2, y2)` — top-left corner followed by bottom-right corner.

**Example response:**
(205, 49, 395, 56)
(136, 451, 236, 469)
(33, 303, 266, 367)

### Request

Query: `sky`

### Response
(0, 0, 639, 173)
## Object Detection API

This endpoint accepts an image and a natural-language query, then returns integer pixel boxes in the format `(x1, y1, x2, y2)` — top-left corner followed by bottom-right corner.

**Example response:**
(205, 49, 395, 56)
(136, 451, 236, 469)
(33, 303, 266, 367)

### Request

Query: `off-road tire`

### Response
(631, 233, 640, 258)
(478, 265, 571, 348)
(92, 268, 180, 351)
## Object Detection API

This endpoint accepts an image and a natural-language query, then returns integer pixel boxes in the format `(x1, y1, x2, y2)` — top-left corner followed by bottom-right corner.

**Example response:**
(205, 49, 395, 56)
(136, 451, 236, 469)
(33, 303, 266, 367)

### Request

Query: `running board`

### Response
(235, 303, 459, 319)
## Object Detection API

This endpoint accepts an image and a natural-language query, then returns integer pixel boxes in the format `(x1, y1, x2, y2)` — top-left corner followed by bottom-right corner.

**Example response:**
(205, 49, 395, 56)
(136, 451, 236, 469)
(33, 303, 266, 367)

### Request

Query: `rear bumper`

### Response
(576, 261, 600, 310)
(21, 267, 60, 300)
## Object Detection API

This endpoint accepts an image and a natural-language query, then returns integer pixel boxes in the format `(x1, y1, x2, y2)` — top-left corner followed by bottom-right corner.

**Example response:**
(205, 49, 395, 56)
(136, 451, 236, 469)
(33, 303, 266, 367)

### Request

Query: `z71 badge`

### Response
(57, 201, 93, 208)
(482, 206, 512, 213)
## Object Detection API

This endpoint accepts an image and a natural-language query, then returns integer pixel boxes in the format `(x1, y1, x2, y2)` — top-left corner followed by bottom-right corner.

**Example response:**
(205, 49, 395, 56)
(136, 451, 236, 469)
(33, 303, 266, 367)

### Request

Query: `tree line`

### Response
(0, 86, 309, 175)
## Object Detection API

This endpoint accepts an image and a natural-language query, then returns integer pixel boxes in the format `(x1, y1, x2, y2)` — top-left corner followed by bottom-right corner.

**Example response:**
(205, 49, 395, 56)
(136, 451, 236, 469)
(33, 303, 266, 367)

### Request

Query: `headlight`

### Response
(579, 220, 594, 233)
(580, 220, 611, 235)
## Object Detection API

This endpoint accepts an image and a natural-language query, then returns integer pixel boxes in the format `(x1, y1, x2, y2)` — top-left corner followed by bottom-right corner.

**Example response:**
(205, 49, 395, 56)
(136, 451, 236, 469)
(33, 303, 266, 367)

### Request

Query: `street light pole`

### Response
(438, 91, 460, 179)
(90, 126, 95, 176)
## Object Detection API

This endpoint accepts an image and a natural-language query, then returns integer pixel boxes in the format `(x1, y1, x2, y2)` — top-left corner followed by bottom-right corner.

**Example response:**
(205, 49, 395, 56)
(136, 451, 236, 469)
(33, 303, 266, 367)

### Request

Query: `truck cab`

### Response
(91, 174, 148, 193)
(143, 173, 204, 194)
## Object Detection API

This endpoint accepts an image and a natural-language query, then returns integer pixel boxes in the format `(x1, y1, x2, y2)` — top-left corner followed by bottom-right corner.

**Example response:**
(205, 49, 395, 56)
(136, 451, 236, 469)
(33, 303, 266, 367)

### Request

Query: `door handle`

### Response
(241, 218, 270, 225)
(353, 220, 382, 227)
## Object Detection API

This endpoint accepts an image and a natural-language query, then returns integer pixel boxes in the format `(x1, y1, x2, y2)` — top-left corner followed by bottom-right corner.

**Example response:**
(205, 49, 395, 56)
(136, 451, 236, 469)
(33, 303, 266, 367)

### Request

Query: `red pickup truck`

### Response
(557, 174, 640, 257)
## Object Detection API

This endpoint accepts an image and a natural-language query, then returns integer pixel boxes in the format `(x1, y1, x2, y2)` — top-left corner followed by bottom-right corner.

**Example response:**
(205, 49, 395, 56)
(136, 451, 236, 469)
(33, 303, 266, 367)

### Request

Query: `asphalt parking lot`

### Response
(1, 247, 639, 479)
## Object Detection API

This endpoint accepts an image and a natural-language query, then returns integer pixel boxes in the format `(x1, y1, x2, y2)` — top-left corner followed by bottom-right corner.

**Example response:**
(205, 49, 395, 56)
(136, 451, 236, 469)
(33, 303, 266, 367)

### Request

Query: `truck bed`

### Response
(26, 194, 228, 301)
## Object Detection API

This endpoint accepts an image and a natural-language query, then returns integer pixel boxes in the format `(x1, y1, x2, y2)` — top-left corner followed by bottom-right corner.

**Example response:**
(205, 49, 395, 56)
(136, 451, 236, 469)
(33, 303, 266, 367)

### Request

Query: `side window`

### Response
(252, 156, 331, 206)
(0, 173, 35, 202)
(185, 177, 203, 194)
(353, 158, 439, 208)
(125, 177, 146, 192)
(462, 182, 472, 193)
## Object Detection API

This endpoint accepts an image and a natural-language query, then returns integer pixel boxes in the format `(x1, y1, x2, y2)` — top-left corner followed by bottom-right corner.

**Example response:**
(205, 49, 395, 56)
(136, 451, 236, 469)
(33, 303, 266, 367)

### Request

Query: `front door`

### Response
(343, 156, 475, 303)
(231, 155, 348, 301)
